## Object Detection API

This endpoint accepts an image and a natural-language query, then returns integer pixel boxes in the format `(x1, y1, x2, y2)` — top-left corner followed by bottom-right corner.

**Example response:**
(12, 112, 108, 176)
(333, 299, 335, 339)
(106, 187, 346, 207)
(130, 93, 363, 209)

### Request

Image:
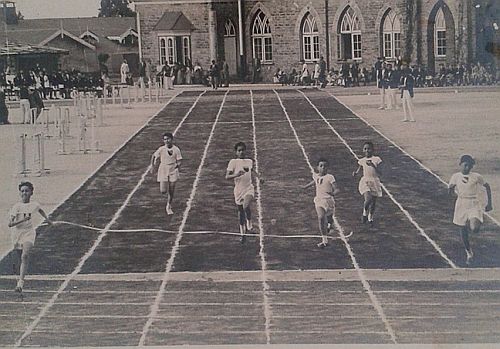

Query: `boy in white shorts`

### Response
(150, 132, 182, 215)
(352, 141, 383, 225)
(448, 155, 492, 265)
(226, 142, 261, 243)
(303, 158, 339, 248)
(8, 182, 52, 293)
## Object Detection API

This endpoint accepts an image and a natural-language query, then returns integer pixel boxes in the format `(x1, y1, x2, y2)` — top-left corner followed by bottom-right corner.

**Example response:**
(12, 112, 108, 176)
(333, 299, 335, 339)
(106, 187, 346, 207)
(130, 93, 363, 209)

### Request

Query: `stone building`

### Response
(134, 0, 495, 82)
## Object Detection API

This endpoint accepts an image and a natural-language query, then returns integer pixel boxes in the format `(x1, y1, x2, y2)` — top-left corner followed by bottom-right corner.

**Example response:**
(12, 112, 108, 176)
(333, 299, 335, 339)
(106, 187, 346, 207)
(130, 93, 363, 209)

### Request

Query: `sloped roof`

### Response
(3, 17, 136, 38)
(39, 29, 96, 50)
(0, 42, 69, 56)
(153, 11, 194, 31)
(0, 16, 137, 54)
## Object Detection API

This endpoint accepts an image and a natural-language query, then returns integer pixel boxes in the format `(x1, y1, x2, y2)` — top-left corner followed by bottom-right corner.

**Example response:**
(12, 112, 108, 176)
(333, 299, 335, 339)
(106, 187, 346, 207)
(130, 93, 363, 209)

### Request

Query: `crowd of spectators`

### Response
(0, 65, 106, 101)
(274, 58, 497, 88)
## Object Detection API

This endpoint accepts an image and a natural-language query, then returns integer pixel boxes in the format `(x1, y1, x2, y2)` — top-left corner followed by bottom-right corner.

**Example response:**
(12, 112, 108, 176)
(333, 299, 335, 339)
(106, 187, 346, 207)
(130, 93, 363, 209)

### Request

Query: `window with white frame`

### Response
(159, 37, 167, 65)
(435, 8, 446, 57)
(338, 6, 362, 60)
(225, 19, 236, 37)
(252, 10, 273, 62)
(382, 10, 401, 59)
(301, 12, 320, 62)
(183, 36, 191, 65)
(159, 36, 191, 66)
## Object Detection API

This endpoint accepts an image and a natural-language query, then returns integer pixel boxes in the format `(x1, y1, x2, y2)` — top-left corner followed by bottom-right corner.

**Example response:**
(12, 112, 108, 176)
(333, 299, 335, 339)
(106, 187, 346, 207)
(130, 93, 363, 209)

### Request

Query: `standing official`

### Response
(400, 63, 415, 122)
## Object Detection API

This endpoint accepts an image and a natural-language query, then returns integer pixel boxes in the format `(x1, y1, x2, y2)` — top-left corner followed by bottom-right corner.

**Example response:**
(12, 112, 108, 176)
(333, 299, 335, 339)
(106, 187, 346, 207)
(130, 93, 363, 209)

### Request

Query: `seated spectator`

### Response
(126, 73, 134, 86)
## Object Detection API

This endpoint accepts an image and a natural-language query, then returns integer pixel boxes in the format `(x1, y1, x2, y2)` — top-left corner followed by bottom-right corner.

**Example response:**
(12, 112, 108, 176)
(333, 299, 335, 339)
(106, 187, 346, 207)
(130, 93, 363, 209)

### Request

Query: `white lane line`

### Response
(273, 89, 398, 344)
(298, 89, 458, 269)
(139, 90, 230, 346)
(12, 91, 206, 348)
(328, 91, 500, 228)
(250, 90, 273, 344)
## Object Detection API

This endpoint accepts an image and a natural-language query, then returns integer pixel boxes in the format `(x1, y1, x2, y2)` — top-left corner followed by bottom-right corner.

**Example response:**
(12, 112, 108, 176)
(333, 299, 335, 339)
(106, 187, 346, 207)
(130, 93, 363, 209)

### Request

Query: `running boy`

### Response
(8, 181, 52, 293)
(448, 155, 492, 265)
(303, 158, 339, 248)
(226, 142, 261, 243)
(150, 132, 182, 215)
(352, 141, 383, 225)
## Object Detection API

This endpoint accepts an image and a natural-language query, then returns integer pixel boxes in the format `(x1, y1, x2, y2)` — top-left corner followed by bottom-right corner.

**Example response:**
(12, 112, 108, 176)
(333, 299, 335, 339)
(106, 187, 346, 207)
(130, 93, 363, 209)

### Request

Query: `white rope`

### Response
(46, 220, 353, 240)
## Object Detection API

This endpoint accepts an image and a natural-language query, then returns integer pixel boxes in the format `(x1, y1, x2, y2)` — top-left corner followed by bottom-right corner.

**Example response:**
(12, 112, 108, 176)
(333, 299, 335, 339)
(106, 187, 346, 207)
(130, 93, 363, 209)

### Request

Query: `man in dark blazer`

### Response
(400, 63, 415, 122)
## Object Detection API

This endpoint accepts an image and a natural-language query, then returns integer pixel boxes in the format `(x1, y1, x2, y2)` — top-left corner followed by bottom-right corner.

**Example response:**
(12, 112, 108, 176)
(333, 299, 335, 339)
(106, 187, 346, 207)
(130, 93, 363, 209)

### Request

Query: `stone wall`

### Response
(137, 0, 475, 82)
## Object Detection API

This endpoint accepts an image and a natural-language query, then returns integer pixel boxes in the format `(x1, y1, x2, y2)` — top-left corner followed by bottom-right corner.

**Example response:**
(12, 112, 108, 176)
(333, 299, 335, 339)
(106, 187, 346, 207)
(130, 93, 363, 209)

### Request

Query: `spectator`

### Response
(138, 60, 146, 89)
(28, 86, 44, 120)
(120, 59, 129, 84)
(0, 86, 9, 124)
(319, 56, 327, 88)
(209, 60, 220, 90)
(301, 60, 310, 86)
(252, 57, 261, 83)
(222, 60, 230, 87)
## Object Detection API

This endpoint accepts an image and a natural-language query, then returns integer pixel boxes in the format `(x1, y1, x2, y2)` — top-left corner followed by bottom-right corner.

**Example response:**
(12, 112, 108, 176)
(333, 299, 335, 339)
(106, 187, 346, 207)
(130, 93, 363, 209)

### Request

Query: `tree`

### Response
(98, 0, 135, 17)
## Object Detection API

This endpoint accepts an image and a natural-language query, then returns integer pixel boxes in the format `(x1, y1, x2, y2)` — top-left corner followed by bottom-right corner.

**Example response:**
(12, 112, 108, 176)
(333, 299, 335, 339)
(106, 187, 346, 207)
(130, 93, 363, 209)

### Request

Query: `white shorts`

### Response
(11, 229, 35, 250)
(453, 198, 484, 226)
(234, 185, 254, 205)
(358, 177, 382, 197)
(314, 196, 335, 216)
(157, 165, 179, 183)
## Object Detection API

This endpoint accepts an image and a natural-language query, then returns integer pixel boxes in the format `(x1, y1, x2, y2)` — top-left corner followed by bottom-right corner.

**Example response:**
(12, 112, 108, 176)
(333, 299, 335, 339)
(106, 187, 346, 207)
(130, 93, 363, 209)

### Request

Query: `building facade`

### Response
(134, 0, 491, 82)
(0, 1, 139, 74)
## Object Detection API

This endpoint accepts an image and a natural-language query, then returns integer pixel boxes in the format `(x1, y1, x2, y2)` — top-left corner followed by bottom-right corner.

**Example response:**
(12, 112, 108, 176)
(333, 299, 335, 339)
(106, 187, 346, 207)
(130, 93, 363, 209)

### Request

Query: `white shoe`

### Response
(466, 250, 474, 265)
(246, 220, 253, 232)
(15, 279, 24, 293)
(166, 205, 173, 215)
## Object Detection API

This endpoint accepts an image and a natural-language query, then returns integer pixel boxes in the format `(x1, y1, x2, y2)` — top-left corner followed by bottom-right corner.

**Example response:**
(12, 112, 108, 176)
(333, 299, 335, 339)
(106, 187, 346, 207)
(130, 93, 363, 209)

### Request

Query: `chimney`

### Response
(0, 1, 18, 25)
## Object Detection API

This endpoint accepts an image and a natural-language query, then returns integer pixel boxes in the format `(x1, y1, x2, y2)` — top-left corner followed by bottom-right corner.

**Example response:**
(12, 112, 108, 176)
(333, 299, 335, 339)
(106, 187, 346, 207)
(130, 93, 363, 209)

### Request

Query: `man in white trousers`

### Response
(400, 64, 416, 122)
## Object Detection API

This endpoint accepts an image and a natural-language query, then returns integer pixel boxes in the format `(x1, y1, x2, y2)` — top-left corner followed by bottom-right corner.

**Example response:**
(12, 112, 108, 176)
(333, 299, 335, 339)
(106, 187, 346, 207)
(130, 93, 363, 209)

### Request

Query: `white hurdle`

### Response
(41, 107, 52, 138)
(56, 106, 71, 155)
(33, 133, 50, 176)
(18, 132, 50, 177)
(18, 134, 30, 176)
(77, 113, 88, 153)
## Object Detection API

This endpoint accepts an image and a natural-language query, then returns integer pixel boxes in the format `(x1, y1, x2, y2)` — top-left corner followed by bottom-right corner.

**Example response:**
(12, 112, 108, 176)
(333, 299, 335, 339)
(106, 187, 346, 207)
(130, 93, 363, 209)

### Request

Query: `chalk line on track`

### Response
(12, 91, 206, 347)
(250, 89, 272, 344)
(273, 89, 398, 344)
(298, 89, 458, 269)
(139, 90, 229, 346)
(327, 90, 500, 228)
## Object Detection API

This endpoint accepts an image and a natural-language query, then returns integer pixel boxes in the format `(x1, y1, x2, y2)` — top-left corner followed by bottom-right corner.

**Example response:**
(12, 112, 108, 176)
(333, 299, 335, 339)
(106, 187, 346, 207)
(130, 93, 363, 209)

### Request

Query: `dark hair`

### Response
(19, 181, 34, 192)
(363, 141, 374, 149)
(163, 132, 173, 139)
(460, 154, 475, 165)
(318, 158, 329, 165)
(234, 142, 247, 151)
